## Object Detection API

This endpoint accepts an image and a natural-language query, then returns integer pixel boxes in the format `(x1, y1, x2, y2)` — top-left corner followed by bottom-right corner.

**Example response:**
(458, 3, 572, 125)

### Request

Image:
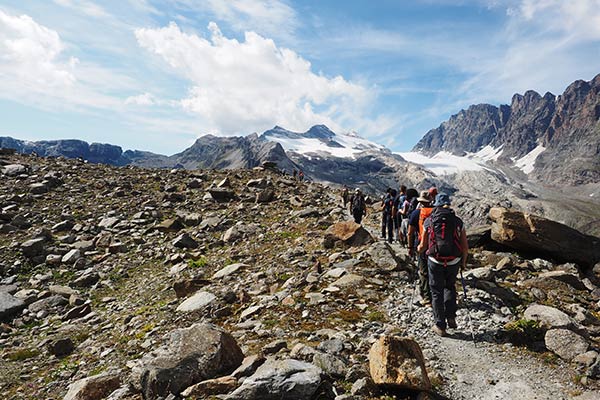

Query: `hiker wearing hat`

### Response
(417, 193, 469, 337)
(407, 190, 434, 306)
(349, 188, 367, 224)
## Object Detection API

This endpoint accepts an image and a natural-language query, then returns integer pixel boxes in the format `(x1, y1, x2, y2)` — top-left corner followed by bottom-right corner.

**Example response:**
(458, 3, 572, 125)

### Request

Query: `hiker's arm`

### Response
(408, 225, 417, 254)
(417, 228, 427, 254)
(460, 227, 469, 269)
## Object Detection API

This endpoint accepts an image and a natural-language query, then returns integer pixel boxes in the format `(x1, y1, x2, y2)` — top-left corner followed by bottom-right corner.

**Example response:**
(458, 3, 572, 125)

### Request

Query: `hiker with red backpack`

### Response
(417, 193, 469, 337)
(407, 190, 434, 306)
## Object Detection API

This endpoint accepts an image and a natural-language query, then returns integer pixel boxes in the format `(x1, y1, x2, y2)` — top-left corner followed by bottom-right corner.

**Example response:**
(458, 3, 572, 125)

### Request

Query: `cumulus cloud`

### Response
(125, 92, 157, 106)
(135, 21, 376, 135)
(0, 10, 78, 95)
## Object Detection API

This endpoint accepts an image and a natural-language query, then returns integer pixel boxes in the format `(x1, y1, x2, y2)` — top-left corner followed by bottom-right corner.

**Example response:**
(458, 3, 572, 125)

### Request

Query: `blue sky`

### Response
(0, 0, 599, 154)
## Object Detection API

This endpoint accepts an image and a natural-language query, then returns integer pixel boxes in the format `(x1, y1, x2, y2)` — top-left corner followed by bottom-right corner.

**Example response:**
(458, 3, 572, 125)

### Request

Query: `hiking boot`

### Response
(447, 318, 457, 329)
(432, 325, 446, 337)
(420, 299, 432, 307)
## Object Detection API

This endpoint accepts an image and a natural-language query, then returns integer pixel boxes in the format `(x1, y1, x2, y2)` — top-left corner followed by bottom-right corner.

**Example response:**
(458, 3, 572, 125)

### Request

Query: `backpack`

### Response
(383, 196, 394, 213)
(417, 207, 433, 242)
(426, 207, 463, 265)
(407, 197, 418, 215)
(352, 195, 365, 213)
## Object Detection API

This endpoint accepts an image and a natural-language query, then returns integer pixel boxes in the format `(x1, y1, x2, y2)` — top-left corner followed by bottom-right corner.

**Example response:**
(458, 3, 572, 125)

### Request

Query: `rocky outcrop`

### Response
(489, 207, 600, 268)
(63, 373, 121, 400)
(323, 221, 374, 249)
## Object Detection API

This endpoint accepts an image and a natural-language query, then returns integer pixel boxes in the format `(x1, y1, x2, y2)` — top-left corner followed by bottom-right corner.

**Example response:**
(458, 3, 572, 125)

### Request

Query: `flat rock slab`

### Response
(176, 291, 216, 312)
(331, 273, 365, 288)
(212, 263, 247, 279)
(226, 358, 322, 400)
(64, 373, 120, 400)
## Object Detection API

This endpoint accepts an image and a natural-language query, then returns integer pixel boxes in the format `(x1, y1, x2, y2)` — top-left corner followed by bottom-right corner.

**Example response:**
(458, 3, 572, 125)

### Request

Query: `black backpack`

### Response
(426, 207, 463, 264)
(352, 195, 365, 213)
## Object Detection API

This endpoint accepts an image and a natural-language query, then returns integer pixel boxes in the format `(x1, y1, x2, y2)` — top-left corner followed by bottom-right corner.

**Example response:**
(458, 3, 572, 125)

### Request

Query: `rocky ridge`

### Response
(1, 152, 600, 400)
(413, 74, 600, 185)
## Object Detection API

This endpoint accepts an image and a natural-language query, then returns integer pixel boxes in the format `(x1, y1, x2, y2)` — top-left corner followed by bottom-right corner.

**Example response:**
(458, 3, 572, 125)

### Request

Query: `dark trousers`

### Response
(386, 214, 394, 242)
(353, 210, 363, 224)
(381, 212, 388, 237)
(418, 254, 431, 301)
(428, 259, 460, 329)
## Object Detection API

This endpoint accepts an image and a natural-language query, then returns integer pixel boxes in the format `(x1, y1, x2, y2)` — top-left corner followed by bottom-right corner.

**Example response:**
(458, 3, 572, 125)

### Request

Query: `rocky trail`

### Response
(1, 152, 600, 400)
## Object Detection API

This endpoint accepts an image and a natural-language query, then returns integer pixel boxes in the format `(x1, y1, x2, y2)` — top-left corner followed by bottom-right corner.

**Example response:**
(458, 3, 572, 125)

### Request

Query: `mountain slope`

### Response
(413, 74, 600, 185)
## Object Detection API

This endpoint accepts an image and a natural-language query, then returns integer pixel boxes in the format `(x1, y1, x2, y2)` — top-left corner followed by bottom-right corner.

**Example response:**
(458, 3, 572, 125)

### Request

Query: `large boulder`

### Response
(226, 358, 322, 400)
(63, 373, 121, 400)
(323, 221, 374, 249)
(545, 329, 589, 361)
(489, 208, 600, 268)
(131, 323, 243, 399)
(368, 335, 431, 391)
(523, 304, 573, 329)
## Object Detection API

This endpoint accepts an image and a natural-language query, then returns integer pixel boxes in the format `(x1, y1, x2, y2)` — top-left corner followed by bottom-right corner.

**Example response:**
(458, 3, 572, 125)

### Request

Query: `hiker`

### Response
(383, 189, 397, 243)
(293, 169, 297, 180)
(400, 188, 418, 243)
(298, 170, 304, 181)
(341, 185, 349, 208)
(407, 190, 434, 306)
(394, 185, 407, 244)
(417, 193, 469, 337)
(350, 188, 367, 224)
(428, 186, 438, 200)
(381, 188, 392, 239)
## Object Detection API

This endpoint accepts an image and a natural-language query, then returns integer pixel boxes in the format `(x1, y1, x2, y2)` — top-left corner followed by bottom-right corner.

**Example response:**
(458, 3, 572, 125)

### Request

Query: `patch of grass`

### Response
(262, 318, 278, 329)
(6, 348, 40, 361)
(188, 257, 208, 269)
(366, 310, 386, 322)
(504, 319, 545, 346)
(336, 309, 362, 323)
(135, 323, 155, 340)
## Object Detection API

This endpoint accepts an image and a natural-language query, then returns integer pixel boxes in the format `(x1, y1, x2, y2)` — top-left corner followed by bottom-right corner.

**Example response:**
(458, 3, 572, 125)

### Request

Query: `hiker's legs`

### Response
(418, 254, 431, 302)
(428, 259, 446, 329)
(387, 215, 394, 242)
(353, 210, 363, 224)
(443, 263, 460, 320)
(381, 212, 387, 237)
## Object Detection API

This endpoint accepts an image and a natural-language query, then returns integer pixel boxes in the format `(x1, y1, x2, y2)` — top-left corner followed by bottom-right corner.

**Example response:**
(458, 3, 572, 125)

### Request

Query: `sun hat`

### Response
(417, 190, 431, 203)
(433, 193, 451, 207)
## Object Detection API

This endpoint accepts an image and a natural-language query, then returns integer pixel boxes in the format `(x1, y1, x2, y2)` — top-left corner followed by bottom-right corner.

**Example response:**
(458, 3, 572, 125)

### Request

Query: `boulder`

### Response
(545, 329, 589, 361)
(29, 182, 49, 194)
(226, 358, 322, 400)
(63, 373, 121, 400)
(366, 242, 401, 271)
(156, 218, 184, 232)
(523, 304, 572, 329)
(173, 277, 210, 298)
(132, 323, 243, 399)
(20, 237, 46, 258)
(47, 337, 75, 357)
(368, 335, 431, 391)
(1, 164, 27, 176)
(223, 224, 259, 243)
(0, 292, 26, 321)
(208, 188, 235, 202)
(466, 225, 492, 248)
(212, 263, 247, 279)
(323, 221, 374, 249)
(256, 188, 275, 203)
(489, 207, 600, 268)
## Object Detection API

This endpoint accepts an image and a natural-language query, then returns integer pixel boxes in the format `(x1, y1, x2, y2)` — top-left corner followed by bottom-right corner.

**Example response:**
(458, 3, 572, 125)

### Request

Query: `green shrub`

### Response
(188, 257, 207, 268)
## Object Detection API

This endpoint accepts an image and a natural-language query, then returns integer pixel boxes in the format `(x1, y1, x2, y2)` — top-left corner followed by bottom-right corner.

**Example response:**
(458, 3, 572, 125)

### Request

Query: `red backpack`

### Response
(426, 207, 463, 265)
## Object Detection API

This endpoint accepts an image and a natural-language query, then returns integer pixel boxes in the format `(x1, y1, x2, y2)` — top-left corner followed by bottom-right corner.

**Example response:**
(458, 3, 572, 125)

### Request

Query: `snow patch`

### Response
(398, 151, 488, 175)
(515, 145, 545, 174)
(264, 129, 383, 159)
(472, 145, 504, 161)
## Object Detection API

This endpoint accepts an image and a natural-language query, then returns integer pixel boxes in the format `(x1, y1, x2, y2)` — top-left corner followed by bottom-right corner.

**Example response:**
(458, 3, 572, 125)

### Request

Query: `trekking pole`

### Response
(405, 252, 419, 327)
(459, 269, 476, 343)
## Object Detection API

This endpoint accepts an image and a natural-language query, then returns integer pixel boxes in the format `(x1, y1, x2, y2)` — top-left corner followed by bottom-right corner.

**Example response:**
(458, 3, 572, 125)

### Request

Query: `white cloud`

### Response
(170, 0, 299, 41)
(53, 0, 110, 18)
(135, 21, 379, 135)
(125, 92, 156, 105)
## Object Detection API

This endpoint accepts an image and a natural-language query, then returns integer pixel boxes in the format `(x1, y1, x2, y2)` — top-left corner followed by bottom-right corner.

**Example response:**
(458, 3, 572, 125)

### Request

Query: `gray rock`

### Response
(232, 354, 266, 379)
(29, 182, 49, 194)
(72, 270, 100, 287)
(1, 164, 27, 176)
(256, 189, 276, 203)
(176, 291, 216, 312)
(226, 358, 322, 400)
(172, 233, 198, 249)
(263, 340, 287, 355)
(0, 292, 26, 321)
(20, 237, 46, 258)
(464, 266, 495, 281)
(545, 329, 589, 361)
(98, 217, 120, 229)
(366, 242, 400, 272)
(524, 304, 573, 329)
(212, 263, 247, 279)
(47, 337, 74, 357)
(63, 304, 92, 320)
(62, 249, 82, 264)
(132, 323, 243, 399)
(28, 295, 68, 313)
(49, 285, 78, 298)
(312, 352, 347, 378)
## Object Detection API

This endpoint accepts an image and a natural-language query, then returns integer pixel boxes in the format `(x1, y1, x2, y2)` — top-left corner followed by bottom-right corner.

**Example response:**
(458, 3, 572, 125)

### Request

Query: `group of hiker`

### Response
(341, 183, 469, 337)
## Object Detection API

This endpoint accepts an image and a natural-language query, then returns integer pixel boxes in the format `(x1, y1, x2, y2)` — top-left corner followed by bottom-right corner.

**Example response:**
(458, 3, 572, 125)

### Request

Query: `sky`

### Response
(0, 0, 599, 155)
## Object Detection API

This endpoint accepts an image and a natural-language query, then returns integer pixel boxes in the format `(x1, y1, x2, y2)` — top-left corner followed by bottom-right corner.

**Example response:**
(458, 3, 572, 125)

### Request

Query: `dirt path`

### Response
(361, 215, 599, 400)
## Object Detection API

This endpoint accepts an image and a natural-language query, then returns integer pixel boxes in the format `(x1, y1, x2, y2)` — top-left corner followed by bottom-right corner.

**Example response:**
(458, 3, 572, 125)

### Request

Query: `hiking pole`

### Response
(405, 252, 419, 327)
(459, 269, 476, 343)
